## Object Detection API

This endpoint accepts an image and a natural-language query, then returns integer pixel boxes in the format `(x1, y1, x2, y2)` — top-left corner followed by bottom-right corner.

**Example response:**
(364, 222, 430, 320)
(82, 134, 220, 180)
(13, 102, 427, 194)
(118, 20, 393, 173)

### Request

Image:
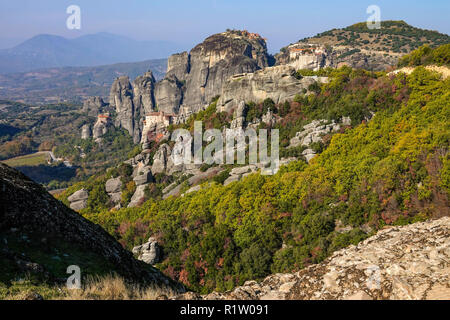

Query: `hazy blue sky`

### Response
(0, 0, 449, 52)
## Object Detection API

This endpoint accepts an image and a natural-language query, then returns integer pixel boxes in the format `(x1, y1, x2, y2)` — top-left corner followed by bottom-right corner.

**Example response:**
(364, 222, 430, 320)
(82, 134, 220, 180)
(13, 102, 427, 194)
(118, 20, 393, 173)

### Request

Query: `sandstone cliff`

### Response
(109, 76, 140, 143)
(179, 31, 271, 113)
(109, 30, 273, 144)
(173, 217, 450, 300)
(217, 65, 328, 112)
(82, 96, 106, 117)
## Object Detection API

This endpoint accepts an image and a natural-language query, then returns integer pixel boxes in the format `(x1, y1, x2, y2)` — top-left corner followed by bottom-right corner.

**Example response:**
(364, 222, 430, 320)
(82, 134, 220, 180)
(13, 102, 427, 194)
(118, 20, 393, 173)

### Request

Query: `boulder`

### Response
(109, 192, 122, 204)
(224, 174, 241, 186)
(184, 185, 201, 195)
(230, 165, 256, 176)
(127, 184, 147, 208)
(151, 144, 173, 175)
(105, 177, 122, 194)
(69, 200, 87, 211)
(68, 189, 89, 202)
(132, 237, 161, 265)
(302, 149, 316, 163)
(133, 170, 154, 186)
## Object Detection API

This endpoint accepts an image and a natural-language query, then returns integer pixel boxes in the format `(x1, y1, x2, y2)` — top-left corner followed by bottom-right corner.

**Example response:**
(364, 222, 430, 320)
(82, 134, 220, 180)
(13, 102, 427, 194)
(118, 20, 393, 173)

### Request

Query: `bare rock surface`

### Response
(82, 96, 106, 117)
(105, 177, 122, 194)
(132, 237, 162, 265)
(217, 65, 328, 112)
(173, 217, 450, 300)
(81, 124, 91, 139)
(67, 189, 89, 211)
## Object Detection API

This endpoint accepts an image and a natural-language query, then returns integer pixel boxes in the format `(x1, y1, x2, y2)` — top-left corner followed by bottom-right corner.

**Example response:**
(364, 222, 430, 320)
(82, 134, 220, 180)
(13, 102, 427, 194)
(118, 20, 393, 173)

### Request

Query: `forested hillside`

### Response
(57, 48, 449, 294)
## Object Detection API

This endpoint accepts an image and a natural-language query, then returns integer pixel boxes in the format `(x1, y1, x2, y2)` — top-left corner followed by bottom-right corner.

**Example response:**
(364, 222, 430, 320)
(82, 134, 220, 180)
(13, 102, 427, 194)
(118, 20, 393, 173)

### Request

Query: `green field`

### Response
(2, 152, 48, 167)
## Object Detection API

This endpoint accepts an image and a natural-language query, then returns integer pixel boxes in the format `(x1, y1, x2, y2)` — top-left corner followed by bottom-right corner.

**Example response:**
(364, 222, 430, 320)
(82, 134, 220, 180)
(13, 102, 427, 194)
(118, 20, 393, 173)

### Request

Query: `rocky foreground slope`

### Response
(174, 217, 450, 300)
(0, 163, 184, 293)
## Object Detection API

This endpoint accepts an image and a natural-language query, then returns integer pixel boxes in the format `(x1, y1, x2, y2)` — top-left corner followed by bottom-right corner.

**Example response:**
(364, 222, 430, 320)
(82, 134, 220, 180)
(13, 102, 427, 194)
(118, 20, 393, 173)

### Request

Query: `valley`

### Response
(0, 19, 449, 301)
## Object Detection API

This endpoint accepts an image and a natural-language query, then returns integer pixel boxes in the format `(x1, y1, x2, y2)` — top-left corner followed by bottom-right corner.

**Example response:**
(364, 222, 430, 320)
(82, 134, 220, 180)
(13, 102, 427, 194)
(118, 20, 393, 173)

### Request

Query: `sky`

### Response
(0, 0, 449, 52)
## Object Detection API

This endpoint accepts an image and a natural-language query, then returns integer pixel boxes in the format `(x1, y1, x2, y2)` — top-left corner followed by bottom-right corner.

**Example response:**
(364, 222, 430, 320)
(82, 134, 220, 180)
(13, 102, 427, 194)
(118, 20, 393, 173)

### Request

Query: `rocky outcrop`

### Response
(67, 189, 89, 211)
(301, 149, 317, 163)
(127, 184, 147, 208)
(0, 163, 184, 291)
(275, 43, 401, 71)
(92, 115, 112, 140)
(133, 71, 156, 115)
(81, 124, 91, 139)
(107, 31, 272, 145)
(289, 117, 351, 163)
(223, 165, 257, 186)
(132, 237, 162, 265)
(173, 217, 450, 300)
(105, 177, 122, 204)
(154, 74, 184, 114)
(289, 119, 341, 148)
(124, 152, 152, 168)
(229, 101, 247, 130)
(82, 96, 106, 117)
(166, 52, 190, 81)
(180, 31, 271, 113)
(163, 166, 224, 199)
(109, 76, 141, 144)
(217, 65, 328, 112)
(151, 144, 174, 175)
(133, 170, 154, 186)
(276, 44, 330, 71)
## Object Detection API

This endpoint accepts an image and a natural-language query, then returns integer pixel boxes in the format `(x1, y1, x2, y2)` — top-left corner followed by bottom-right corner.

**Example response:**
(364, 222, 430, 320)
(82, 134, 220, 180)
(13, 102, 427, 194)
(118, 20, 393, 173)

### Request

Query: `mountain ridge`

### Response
(0, 58, 167, 104)
(0, 32, 184, 74)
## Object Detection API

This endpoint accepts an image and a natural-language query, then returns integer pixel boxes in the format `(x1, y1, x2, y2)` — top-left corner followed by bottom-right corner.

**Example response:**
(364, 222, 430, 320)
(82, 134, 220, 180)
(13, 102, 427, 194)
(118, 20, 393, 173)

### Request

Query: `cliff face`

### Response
(0, 163, 184, 292)
(109, 30, 273, 143)
(154, 74, 184, 114)
(166, 51, 190, 81)
(109, 76, 139, 142)
(109, 72, 157, 143)
(179, 32, 271, 112)
(173, 217, 450, 300)
(133, 71, 156, 115)
(82, 96, 106, 117)
(275, 43, 400, 71)
(217, 65, 329, 112)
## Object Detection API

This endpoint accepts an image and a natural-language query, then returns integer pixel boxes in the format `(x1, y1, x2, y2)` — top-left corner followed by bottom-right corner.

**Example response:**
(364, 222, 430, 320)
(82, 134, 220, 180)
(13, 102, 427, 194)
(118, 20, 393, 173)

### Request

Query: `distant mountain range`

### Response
(0, 32, 184, 74)
(0, 59, 167, 105)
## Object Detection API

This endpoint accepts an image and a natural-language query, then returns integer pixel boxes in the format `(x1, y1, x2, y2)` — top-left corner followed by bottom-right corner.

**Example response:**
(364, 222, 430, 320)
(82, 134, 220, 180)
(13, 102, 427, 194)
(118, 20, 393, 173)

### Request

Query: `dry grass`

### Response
(62, 274, 175, 300)
(1, 274, 177, 300)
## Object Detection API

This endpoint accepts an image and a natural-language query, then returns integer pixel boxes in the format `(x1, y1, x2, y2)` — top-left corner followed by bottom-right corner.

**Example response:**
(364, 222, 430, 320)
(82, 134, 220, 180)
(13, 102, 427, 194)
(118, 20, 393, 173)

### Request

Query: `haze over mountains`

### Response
(0, 32, 185, 74)
(0, 59, 167, 104)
